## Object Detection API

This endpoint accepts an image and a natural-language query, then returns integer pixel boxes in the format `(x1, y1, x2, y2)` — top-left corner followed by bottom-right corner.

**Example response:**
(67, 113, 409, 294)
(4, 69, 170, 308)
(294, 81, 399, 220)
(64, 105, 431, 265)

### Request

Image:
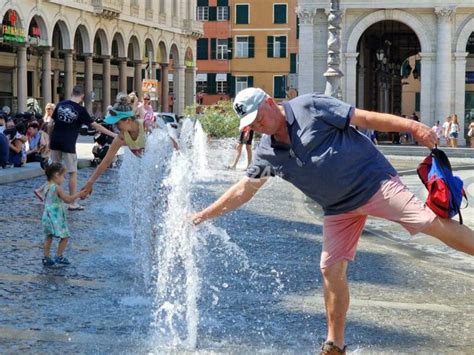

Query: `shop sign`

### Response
(0, 11, 25, 43)
(142, 79, 159, 100)
(28, 26, 45, 46)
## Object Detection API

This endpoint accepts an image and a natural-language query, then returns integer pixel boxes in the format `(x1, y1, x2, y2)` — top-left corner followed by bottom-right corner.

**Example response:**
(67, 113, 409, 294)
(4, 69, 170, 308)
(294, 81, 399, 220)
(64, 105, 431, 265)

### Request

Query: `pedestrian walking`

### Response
(468, 118, 474, 148)
(431, 120, 442, 145)
(442, 115, 451, 146)
(448, 114, 460, 148)
(228, 126, 254, 170)
(191, 88, 474, 355)
(44, 85, 116, 210)
(41, 162, 87, 267)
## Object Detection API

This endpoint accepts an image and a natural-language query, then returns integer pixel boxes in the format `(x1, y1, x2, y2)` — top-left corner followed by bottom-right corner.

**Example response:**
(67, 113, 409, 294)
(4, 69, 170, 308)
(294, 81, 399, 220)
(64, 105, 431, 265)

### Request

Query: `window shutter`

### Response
(248, 36, 255, 58)
(274, 4, 287, 24)
(248, 76, 254, 87)
(217, 0, 228, 6)
(290, 53, 297, 73)
(209, 7, 217, 21)
(267, 36, 274, 58)
(236, 5, 248, 24)
(208, 73, 217, 94)
(197, 0, 208, 6)
(211, 38, 217, 60)
(280, 36, 287, 58)
(197, 38, 209, 60)
(274, 76, 285, 98)
(227, 38, 233, 59)
(228, 74, 235, 97)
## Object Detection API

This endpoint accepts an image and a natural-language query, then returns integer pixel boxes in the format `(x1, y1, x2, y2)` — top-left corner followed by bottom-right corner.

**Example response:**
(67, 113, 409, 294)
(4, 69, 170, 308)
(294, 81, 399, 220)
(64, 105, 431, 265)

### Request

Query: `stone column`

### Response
(344, 52, 359, 106)
(295, 7, 317, 95)
(419, 52, 435, 126)
(118, 58, 127, 93)
(454, 52, 468, 145)
(53, 70, 60, 103)
(16, 45, 28, 113)
(434, 7, 455, 124)
(84, 53, 93, 113)
(185, 66, 196, 107)
(134, 60, 143, 98)
(41, 47, 52, 105)
(102, 56, 111, 112)
(314, 9, 329, 93)
(160, 63, 169, 112)
(64, 49, 74, 98)
(174, 65, 186, 114)
(151, 62, 157, 80)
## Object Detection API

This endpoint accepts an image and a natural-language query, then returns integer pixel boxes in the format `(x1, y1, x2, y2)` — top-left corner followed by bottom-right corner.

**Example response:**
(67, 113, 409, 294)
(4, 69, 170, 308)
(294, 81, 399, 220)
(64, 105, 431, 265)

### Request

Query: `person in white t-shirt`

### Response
(431, 120, 442, 145)
(441, 116, 451, 146)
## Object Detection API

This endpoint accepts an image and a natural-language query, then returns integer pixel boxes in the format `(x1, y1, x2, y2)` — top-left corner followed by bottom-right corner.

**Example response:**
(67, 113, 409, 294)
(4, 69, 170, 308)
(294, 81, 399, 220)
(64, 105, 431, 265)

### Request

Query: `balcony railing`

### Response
(92, 0, 123, 18)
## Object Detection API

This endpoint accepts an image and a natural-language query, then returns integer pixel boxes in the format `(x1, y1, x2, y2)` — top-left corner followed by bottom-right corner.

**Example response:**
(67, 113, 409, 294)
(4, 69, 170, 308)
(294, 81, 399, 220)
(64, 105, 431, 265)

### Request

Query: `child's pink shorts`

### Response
(320, 176, 436, 269)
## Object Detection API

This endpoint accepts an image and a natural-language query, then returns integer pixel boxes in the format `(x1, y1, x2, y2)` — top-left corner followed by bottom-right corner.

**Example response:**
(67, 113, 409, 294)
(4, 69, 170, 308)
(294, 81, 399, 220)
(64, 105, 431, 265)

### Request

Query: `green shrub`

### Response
(184, 101, 240, 138)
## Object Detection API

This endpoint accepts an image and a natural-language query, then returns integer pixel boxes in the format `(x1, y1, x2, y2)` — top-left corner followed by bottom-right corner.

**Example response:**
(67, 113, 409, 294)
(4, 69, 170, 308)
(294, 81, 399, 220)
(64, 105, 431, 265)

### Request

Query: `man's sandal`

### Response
(320, 341, 347, 355)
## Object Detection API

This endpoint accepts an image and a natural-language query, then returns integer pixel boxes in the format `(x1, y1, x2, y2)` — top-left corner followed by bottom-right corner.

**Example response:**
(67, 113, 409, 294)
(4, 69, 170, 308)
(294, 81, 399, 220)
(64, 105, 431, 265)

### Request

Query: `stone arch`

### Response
(74, 24, 92, 54)
(144, 37, 155, 62)
(169, 42, 180, 65)
(111, 32, 126, 58)
(0, 6, 25, 29)
(456, 14, 474, 52)
(51, 18, 72, 49)
(93, 28, 110, 56)
(346, 9, 433, 54)
(127, 34, 141, 60)
(26, 11, 50, 46)
(157, 40, 168, 63)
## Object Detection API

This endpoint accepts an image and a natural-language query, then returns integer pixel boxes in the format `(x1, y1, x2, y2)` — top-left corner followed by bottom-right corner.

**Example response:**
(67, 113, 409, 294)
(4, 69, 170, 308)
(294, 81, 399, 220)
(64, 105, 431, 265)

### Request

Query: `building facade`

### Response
(297, 1, 474, 145)
(196, 0, 298, 104)
(0, 0, 203, 116)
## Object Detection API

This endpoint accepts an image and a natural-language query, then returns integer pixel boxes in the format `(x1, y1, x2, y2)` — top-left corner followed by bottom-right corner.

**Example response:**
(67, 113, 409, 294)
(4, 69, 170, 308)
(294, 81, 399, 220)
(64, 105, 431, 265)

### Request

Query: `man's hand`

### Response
(81, 183, 93, 198)
(412, 122, 438, 149)
(190, 212, 205, 225)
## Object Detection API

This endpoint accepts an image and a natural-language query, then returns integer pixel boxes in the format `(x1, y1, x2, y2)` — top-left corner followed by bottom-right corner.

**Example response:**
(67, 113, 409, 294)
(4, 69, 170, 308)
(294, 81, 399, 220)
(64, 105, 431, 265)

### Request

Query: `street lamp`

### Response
(324, 0, 344, 99)
(376, 49, 384, 62)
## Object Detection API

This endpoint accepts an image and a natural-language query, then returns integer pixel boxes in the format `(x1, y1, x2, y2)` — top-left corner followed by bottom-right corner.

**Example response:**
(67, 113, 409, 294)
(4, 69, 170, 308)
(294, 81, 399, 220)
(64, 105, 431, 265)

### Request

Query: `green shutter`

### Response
(236, 5, 248, 24)
(248, 76, 254, 87)
(197, 38, 208, 60)
(197, 0, 208, 6)
(217, 0, 228, 5)
(290, 53, 297, 73)
(228, 74, 235, 97)
(209, 7, 217, 21)
(274, 4, 287, 24)
(267, 36, 274, 58)
(227, 38, 233, 59)
(211, 38, 217, 59)
(208, 73, 217, 94)
(248, 36, 255, 58)
(274, 76, 285, 98)
(415, 92, 420, 112)
(279, 36, 286, 58)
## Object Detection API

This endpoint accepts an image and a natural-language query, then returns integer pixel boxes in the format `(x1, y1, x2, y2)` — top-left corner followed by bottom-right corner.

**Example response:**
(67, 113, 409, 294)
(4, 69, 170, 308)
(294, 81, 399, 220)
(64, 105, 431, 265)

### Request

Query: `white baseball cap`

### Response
(233, 87, 268, 130)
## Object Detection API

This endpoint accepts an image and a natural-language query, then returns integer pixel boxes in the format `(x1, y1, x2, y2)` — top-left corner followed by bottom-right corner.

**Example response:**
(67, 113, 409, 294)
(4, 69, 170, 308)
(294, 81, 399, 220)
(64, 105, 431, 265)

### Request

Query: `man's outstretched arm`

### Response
(192, 176, 268, 224)
(350, 108, 437, 149)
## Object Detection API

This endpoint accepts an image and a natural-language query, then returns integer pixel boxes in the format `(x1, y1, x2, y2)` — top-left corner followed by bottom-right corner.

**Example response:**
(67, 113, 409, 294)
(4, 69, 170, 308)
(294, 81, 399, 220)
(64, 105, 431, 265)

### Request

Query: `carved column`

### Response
(324, 0, 344, 100)
(41, 47, 52, 105)
(160, 63, 169, 112)
(16, 45, 27, 112)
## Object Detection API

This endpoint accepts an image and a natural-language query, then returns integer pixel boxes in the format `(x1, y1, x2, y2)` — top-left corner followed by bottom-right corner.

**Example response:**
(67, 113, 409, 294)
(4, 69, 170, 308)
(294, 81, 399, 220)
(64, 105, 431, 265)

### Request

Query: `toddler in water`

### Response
(41, 162, 87, 266)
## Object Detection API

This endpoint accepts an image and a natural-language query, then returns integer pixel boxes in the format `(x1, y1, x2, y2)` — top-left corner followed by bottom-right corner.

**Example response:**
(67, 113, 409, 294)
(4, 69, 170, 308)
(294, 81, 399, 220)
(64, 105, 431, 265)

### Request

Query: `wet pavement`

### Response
(0, 144, 473, 354)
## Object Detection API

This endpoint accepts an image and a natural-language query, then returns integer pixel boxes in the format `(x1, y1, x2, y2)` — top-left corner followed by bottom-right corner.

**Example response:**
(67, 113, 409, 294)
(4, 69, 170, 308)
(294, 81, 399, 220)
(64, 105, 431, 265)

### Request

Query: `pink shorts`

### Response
(320, 176, 437, 269)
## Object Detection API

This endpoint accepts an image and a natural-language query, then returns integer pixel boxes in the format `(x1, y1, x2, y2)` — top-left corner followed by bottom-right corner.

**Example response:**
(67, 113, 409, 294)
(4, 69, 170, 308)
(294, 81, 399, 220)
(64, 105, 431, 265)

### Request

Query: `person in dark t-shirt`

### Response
(44, 85, 116, 210)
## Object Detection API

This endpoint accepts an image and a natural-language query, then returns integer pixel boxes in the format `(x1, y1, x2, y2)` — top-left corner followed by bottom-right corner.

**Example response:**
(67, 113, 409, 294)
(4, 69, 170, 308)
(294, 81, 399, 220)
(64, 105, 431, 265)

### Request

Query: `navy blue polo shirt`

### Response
(246, 93, 397, 215)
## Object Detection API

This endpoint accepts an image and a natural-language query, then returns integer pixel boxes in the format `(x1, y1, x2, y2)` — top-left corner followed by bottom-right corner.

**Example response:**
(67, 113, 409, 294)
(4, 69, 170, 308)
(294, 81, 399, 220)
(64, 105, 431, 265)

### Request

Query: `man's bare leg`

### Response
(421, 217, 474, 255)
(321, 260, 349, 349)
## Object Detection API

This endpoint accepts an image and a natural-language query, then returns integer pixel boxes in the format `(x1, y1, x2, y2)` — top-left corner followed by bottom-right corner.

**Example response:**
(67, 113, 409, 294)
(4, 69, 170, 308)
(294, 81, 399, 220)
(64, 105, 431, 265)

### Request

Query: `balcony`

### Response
(92, 0, 123, 19)
(183, 19, 204, 40)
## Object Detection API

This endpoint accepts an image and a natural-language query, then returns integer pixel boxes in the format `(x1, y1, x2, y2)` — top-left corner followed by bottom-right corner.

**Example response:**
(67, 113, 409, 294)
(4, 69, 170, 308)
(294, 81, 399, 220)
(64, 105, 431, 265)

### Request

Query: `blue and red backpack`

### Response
(417, 148, 468, 224)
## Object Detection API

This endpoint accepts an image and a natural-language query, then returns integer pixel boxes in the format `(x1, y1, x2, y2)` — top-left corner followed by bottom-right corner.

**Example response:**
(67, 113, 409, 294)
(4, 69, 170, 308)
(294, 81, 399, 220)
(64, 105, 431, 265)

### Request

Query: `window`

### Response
(236, 76, 248, 93)
(217, 6, 229, 21)
(274, 76, 286, 98)
(197, 6, 209, 21)
(216, 80, 228, 93)
(267, 36, 287, 58)
(217, 39, 228, 60)
(197, 80, 207, 93)
(197, 38, 209, 60)
(236, 4, 249, 24)
(273, 4, 287, 24)
(236, 37, 249, 58)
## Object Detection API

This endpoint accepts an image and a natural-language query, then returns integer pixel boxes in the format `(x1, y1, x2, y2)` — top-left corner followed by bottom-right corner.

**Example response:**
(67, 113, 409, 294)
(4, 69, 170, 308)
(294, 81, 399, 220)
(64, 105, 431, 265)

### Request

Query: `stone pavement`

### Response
(0, 144, 472, 353)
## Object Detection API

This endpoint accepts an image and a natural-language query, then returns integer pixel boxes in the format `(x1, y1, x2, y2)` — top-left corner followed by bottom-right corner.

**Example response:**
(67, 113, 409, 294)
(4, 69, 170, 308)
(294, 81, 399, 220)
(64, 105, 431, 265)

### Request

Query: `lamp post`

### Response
(324, 0, 344, 99)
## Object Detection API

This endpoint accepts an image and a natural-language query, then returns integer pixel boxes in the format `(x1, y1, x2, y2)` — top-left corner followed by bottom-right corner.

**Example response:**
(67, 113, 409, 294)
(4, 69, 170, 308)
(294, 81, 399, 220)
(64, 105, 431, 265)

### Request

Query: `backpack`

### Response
(417, 148, 467, 224)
